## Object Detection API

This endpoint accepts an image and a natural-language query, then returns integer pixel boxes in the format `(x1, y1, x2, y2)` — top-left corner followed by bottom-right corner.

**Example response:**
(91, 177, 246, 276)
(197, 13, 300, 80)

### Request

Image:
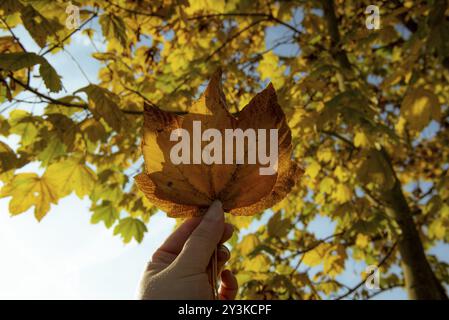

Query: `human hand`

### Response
(138, 200, 238, 300)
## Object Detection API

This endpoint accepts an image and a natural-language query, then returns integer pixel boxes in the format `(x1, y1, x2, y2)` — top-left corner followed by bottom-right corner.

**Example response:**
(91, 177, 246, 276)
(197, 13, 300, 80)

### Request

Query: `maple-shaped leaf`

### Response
(135, 71, 302, 218)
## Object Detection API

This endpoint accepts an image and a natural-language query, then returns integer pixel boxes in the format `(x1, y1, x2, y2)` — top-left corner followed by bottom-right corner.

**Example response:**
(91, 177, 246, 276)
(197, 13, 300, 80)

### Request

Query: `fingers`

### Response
(151, 201, 234, 269)
(221, 223, 234, 244)
(219, 270, 238, 300)
(150, 217, 201, 265)
(216, 244, 230, 274)
(176, 200, 225, 271)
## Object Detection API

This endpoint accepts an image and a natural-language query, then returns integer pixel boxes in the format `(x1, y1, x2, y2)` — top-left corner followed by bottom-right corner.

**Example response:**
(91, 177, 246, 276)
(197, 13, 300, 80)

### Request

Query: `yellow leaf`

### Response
(242, 254, 271, 272)
(257, 51, 286, 88)
(0, 173, 59, 220)
(401, 87, 441, 133)
(319, 177, 334, 195)
(323, 244, 346, 278)
(334, 166, 349, 182)
(332, 184, 352, 204)
(306, 160, 321, 179)
(44, 158, 97, 198)
(317, 148, 334, 164)
(354, 130, 371, 148)
(355, 234, 370, 248)
(303, 242, 332, 267)
(240, 234, 260, 255)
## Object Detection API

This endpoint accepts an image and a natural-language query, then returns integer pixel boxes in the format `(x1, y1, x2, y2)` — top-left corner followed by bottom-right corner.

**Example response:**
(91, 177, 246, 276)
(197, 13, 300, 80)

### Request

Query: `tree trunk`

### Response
(382, 157, 448, 299)
(320, 0, 447, 299)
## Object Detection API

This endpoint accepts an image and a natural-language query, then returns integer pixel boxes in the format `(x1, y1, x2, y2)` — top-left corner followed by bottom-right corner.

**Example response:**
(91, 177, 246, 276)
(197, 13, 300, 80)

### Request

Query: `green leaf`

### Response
(113, 217, 147, 243)
(39, 60, 63, 93)
(8, 110, 39, 147)
(0, 114, 11, 136)
(0, 52, 42, 71)
(0, 53, 62, 92)
(267, 211, 291, 238)
(36, 135, 67, 167)
(0, 0, 24, 15)
(21, 5, 63, 48)
(76, 84, 124, 131)
(91, 201, 119, 228)
(44, 157, 97, 198)
(0, 141, 18, 173)
(99, 13, 127, 48)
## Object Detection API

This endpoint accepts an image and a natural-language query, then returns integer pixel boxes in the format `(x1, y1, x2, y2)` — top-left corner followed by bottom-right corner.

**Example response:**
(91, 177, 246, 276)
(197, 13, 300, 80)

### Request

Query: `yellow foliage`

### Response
(400, 87, 441, 133)
(332, 184, 352, 204)
(303, 242, 332, 267)
(257, 51, 286, 88)
(305, 159, 321, 179)
(0, 173, 59, 220)
(355, 234, 370, 248)
(240, 234, 261, 255)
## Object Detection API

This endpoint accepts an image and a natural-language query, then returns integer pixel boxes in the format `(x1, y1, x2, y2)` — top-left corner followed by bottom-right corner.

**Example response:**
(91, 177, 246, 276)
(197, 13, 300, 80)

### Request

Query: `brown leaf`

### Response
(135, 71, 302, 218)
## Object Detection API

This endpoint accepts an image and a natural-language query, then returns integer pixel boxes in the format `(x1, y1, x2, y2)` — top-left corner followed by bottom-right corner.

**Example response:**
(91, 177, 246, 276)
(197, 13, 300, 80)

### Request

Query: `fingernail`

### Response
(218, 245, 230, 260)
(207, 200, 223, 221)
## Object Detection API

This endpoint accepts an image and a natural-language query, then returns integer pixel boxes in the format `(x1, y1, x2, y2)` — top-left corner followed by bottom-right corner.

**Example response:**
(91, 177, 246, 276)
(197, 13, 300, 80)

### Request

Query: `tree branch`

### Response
(335, 241, 398, 300)
(205, 18, 269, 62)
(189, 12, 302, 35)
(41, 12, 98, 57)
(102, 0, 165, 18)
(8, 74, 142, 115)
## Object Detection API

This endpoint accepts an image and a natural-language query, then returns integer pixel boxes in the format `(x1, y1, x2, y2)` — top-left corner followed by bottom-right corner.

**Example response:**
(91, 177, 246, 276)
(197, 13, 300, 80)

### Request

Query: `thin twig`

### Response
(335, 241, 398, 300)
(8, 74, 142, 115)
(41, 12, 98, 57)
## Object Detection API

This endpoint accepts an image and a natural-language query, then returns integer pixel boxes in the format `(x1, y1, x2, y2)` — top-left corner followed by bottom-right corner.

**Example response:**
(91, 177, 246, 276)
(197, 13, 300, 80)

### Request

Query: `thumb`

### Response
(175, 200, 224, 272)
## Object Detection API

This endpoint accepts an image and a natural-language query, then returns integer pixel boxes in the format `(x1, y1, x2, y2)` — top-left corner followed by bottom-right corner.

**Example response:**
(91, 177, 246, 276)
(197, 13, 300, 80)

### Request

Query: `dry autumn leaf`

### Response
(135, 71, 302, 218)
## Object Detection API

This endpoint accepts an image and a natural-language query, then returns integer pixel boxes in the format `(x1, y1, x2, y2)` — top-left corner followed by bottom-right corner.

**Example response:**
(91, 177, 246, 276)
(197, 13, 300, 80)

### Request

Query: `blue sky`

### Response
(0, 12, 447, 300)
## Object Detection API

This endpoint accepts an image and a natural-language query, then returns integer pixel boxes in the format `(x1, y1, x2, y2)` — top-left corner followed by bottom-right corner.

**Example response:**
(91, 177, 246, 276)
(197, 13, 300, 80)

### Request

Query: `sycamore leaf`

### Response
(21, 5, 63, 48)
(36, 135, 67, 167)
(0, 52, 42, 71)
(258, 51, 286, 88)
(323, 244, 347, 278)
(332, 184, 353, 204)
(91, 201, 120, 228)
(356, 234, 370, 248)
(39, 60, 63, 92)
(303, 242, 332, 267)
(305, 159, 321, 179)
(240, 234, 261, 255)
(135, 71, 302, 218)
(267, 211, 291, 237)
(99, 14, 127, 48)
(242, 254, 271, 272)
(8, 110, 39, 146)
(0, 114, 11, 135)
(44, 158, 97, 198)
(0, 172, 59, 220)
(113, 217, 147, 243)
(0, 0, 23, 15)
(357, 149, 395, 190)
(0, 52, 62, 92)
(76, 84, 124, 131)
(0, 141, 18, 173)
(400, 87, 441, 133)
